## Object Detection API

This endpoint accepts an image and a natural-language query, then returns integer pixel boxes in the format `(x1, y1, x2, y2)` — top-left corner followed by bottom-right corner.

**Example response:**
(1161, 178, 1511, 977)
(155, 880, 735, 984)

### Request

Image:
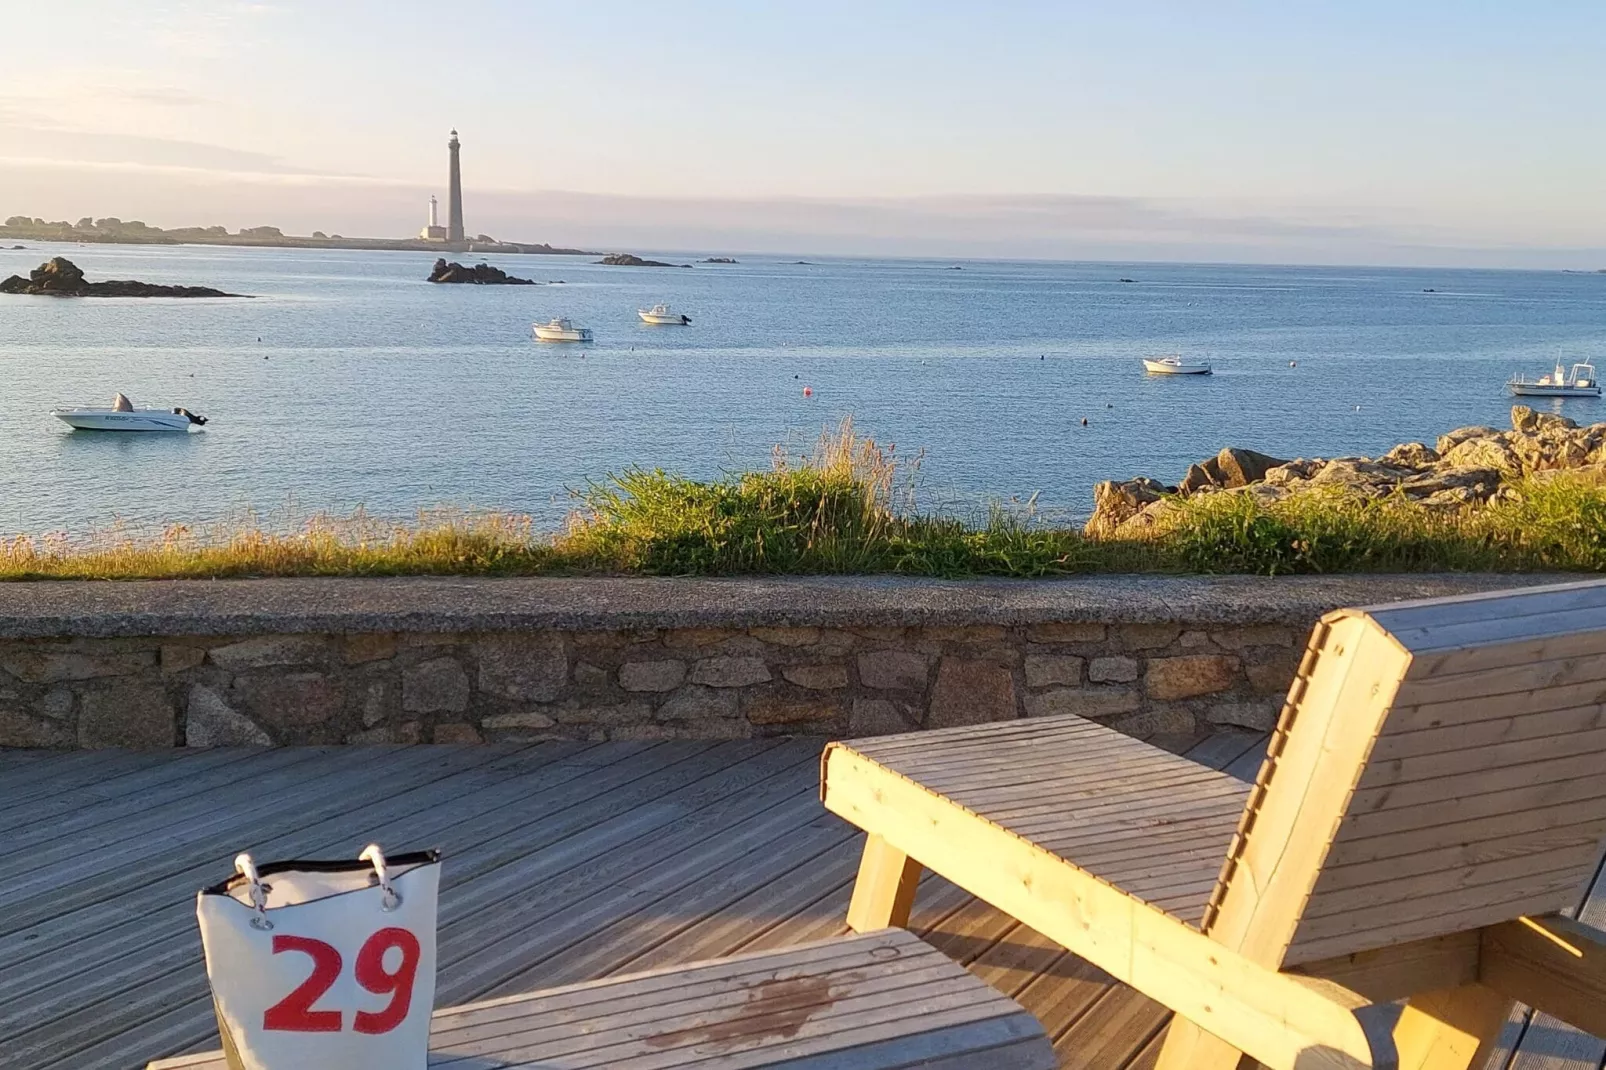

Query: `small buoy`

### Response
(1105, 402, 1113, 408)
(1289, 360, 1297, 367)
(256, 337, 261, 342)
(1040, 355, 1045, 360)
(793, 374, 799, 379)
(1080, 417, 1089, 427)
(803, 386, 813, 397)
(1354, 405, 1361, 411)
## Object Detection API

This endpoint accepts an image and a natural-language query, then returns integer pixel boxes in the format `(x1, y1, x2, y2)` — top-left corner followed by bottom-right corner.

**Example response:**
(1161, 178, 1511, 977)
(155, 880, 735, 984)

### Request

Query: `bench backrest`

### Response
(1202, 580, 1606, 968)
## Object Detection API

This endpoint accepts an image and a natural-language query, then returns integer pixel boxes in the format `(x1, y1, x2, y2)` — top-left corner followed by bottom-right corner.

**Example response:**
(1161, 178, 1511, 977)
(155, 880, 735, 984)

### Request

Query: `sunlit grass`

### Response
(6, 421, 1606, 580)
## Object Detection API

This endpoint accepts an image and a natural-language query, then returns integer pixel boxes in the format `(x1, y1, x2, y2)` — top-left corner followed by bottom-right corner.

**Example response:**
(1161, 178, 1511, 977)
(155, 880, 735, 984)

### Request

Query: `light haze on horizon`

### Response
(3, 1, 1603, 267)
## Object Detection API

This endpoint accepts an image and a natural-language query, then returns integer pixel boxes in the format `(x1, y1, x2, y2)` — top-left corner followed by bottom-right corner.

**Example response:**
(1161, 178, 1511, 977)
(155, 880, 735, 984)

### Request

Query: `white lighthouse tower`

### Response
(420, 195, 447, 241)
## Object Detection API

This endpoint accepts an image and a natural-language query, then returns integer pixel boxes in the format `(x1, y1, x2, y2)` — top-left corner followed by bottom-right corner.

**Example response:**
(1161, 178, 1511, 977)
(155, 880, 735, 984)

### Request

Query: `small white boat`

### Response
(532, 318, 593, 342)
(637, 303, 691, 325)
(1508, 361, 1600, 398)
(53, 396, 207, 432)
(1142, 356, 1212, 376)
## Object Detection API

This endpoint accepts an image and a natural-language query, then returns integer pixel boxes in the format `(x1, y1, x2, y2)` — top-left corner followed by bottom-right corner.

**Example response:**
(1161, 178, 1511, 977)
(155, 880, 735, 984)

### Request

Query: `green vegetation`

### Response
(5, 421, 1606, 581)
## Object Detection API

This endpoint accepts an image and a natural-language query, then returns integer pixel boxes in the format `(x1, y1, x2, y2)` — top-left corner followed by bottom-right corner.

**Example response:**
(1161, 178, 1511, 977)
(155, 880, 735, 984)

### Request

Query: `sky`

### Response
(3, 1, 1603, 266)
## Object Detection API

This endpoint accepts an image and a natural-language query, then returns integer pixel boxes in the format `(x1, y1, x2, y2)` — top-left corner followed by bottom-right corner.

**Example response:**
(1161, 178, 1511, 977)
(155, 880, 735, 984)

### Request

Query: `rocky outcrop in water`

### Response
(701, 257, 738, 264)
(598, 253, 691, 268)
(426, 259, 536, 284)
(0, 257, 239, 297)
(1085, 407, 1606, 535)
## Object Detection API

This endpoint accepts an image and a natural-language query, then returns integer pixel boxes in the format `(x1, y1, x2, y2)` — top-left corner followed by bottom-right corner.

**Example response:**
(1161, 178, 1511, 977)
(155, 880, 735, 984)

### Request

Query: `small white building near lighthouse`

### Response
(419, 195, 448, 241)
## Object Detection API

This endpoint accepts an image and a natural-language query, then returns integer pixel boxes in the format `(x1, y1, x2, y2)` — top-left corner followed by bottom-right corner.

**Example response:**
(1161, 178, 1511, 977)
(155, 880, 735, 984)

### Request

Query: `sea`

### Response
(1, 242, 1603, 537)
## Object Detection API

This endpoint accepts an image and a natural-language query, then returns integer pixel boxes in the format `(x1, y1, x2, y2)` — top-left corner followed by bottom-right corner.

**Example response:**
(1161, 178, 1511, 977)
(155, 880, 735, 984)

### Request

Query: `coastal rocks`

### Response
(1084, 405, 1606, 535)
(597, 253, 691, 268)
(426, 259, 536, 284)
(701, 257, 738, 264)
(0, 257, 239, 297)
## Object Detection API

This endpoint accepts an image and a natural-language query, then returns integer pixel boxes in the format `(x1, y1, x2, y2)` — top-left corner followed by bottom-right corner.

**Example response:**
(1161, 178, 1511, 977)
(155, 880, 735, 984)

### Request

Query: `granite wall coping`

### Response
(0, 573, 1568, 640)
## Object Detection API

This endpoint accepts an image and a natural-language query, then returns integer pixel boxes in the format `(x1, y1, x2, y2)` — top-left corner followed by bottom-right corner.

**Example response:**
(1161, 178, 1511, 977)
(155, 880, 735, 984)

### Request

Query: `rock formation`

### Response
(1085, 407, 1606, 535)
(597, 253, 691, 268)
(425, 259, 536, 285)
(701, 257, 738, 264)
(0, 257, 239, 297)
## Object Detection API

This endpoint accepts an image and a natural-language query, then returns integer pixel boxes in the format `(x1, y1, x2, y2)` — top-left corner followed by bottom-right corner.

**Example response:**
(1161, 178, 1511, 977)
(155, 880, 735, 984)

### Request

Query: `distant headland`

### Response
(0, 215, 601, 257)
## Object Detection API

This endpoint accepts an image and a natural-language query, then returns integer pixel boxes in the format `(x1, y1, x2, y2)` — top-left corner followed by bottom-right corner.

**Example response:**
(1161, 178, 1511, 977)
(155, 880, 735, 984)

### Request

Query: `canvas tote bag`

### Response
(196, 845, 441, 1070)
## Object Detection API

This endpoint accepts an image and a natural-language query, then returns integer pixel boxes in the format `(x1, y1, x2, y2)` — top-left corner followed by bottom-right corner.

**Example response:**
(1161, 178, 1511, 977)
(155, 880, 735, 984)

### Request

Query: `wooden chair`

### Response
(822, 581, 1606, 1069)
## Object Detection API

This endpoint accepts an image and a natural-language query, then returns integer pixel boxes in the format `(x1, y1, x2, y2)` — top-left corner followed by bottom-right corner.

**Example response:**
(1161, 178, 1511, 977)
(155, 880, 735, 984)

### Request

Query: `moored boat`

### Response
(1508, 361, 1600, 398)
(53, 394, 208, 432)
(532, 318, 593, 342)
(637, 303, 691, 325)
(1142, 356, 1212, 375)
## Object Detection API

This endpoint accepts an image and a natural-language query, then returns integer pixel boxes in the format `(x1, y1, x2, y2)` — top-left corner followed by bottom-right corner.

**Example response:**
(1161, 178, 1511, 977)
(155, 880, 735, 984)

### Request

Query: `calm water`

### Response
(2, 242, 1604, 536)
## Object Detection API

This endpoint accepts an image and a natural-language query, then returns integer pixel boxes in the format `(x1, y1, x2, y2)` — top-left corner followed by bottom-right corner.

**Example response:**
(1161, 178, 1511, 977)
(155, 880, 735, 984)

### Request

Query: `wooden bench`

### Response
(147, 928, 1055, 1069)
(823, 580, 1606, 1069)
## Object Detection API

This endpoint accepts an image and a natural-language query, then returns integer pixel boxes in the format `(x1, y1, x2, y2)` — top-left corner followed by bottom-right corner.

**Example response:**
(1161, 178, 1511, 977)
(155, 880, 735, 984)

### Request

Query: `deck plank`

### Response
(0, 730, 1283, 1070)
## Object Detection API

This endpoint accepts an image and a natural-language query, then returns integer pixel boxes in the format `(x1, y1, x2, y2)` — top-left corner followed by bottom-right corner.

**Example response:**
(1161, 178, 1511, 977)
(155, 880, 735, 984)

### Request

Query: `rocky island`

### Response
(597, 253, 691, 268)
(1086, 405, 1606, 534)
(426, 259, 536, 284)
(0, 257, 240, 297)
(701, 257, 738, 264)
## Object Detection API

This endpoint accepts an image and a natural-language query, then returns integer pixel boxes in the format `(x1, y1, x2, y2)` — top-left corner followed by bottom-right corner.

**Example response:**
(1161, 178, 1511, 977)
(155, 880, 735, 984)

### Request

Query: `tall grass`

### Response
(5, 422, 1606, 581)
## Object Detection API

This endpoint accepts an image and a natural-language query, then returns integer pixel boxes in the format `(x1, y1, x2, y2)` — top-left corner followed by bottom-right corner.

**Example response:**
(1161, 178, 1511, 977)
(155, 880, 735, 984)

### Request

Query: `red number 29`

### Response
(262, 928, 421, 1034)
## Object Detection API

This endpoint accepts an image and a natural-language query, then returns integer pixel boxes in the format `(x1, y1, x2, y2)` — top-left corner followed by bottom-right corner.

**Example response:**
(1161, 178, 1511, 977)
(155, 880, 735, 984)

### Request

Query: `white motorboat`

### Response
(638, 303, 691, 325)
(532, 318, 593, 342)
(1508, 360, 1600, 398)
(53, 399, 208, 432)
(1142, 356, 1212, 375)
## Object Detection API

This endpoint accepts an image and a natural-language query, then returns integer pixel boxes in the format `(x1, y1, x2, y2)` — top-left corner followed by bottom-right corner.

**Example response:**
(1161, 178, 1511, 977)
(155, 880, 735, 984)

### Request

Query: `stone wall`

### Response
(0, 574, 1554, 749)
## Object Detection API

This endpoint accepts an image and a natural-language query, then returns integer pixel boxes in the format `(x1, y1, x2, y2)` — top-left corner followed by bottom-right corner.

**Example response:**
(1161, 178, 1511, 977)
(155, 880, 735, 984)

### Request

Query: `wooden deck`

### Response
(0, 732, 1599, 1070)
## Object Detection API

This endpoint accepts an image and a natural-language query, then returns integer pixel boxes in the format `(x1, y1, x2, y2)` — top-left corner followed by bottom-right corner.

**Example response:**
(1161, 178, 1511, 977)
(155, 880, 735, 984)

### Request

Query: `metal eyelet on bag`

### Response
(235, 853, 275, 931)
(360, 843, 403, 911)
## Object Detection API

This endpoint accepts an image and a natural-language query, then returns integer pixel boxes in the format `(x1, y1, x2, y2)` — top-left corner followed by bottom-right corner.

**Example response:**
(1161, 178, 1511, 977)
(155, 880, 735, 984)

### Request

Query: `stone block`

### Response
(360, 679, 396, 726)
(547, 701, 653, 726)
(1109, 706, 1197, 738)
(403, 657, 470, 713)
(744, 695, 843, 726)
(656, 686, 740, 722)
(1206, 699, 1282, 731)
(482, 710, 558, 730)
(342, 632, 398, 664)
(433, 722, 483, 744)
(929, 658, 1018, 728)
(348, 721, 421, 744)
(475, 633, 566, 702)
(0, 704, 74, 747)
(618, 659, 688, 692)
(185, 685, 273, 746)
(856, 650, 930, 691)
(160, 644, 207, 674)
(690, 656, 772, 688)
(662, 627, 739, 651)
(1145, 654, 1241, 701)
(748, 626, 820, 647)
(0, 648, 156, 683)
(1116, 624, 1183, 651)
(782, 663, 849, 690)
(78, 685, 176, 747)
(208, 636, 324, 670)
(922, 625, 1008, 643)
(33, 688, 74, 721)
(1088, 656, 1139, 684)
(573, 661, 609, 688)
(1024, 654, 1083, 688)
(850, 627, 906, 642)
(1025, 687, 1140, 720)
(1026, 622, 1106, 644)
(1244, 650, 1301, 695)
(1212, 625, 1297, 650)
(850, 699, 919, 737)
(1178, 630, 1216, 650)
(234, 672, 343, 729)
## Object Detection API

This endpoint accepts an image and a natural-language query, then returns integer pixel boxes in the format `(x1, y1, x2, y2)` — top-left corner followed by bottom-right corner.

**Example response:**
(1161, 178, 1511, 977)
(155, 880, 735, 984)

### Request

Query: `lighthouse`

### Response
(446, 129, 464, 245)
(419, 195, 447, 241)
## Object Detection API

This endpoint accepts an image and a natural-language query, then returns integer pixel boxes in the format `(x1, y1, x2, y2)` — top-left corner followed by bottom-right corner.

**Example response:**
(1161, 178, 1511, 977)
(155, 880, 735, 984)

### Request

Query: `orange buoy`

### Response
(803, 386, 813, 397)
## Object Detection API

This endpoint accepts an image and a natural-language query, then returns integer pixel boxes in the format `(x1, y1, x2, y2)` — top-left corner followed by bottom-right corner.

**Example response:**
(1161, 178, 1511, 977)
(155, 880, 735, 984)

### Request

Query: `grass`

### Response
(6, 419, 1606, 580)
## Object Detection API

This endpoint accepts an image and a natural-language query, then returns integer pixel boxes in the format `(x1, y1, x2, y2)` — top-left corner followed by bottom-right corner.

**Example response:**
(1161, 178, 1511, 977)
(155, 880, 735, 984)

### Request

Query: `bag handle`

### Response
(360, 843, 403, 912)
(233, 853, 274, 931)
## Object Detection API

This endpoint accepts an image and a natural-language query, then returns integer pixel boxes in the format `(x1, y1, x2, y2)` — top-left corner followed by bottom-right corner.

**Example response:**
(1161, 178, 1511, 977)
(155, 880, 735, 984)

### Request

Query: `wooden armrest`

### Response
(1481, 914, 1606, 1039)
